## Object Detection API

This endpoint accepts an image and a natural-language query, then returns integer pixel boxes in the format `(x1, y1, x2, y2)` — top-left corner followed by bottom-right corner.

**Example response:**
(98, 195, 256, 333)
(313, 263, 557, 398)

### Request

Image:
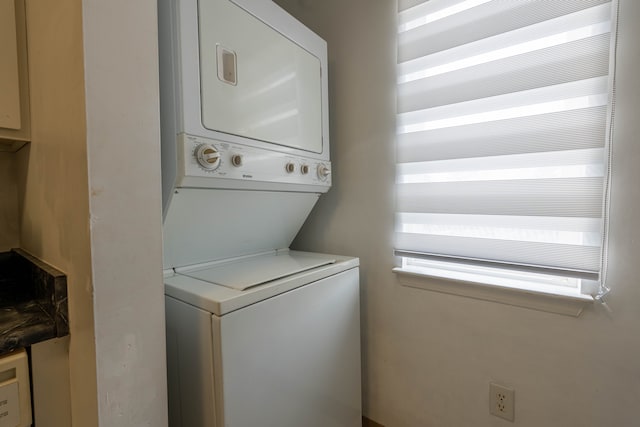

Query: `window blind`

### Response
(395, 0, 617, 285)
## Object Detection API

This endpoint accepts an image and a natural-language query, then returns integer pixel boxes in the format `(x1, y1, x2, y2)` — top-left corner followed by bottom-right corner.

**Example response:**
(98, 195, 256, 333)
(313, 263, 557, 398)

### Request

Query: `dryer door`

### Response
(198, 0, 323, 153)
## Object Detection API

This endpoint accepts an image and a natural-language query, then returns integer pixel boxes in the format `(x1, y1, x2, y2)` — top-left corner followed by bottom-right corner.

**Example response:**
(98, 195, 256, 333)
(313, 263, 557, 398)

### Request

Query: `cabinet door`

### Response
(0, 0, 21, 130)
(0, 0, 30, 150)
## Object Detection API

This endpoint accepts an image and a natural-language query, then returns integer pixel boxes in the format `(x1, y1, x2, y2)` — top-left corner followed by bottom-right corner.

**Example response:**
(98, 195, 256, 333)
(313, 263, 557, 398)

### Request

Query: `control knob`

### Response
(285, 162, 295, 173)
(317, 164, 331, 181)
(195, 144, 221, 170)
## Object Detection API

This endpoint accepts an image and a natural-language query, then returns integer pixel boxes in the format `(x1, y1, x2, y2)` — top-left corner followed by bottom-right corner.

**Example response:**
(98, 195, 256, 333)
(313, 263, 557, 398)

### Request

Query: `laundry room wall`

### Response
(81, 0, 167, 424)
(15, 0, 96, 424)
(13, 0, 167, 426)
(277, 0, 640, 426)
(0, 153, 19, 251)
(273, 0, 398, 421)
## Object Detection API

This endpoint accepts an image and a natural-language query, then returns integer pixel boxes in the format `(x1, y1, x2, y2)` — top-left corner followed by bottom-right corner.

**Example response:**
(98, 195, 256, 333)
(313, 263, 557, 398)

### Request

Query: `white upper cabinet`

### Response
(0, 0, 30, 151)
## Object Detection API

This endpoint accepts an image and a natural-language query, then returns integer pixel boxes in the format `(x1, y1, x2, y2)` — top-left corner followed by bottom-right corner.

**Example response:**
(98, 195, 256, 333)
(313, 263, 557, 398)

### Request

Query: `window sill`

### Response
(393, 267, 593, 317)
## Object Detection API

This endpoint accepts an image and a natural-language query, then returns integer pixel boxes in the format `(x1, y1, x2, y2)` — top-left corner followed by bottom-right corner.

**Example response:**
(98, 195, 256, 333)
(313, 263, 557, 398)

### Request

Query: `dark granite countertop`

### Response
(0, 249, 69, 355)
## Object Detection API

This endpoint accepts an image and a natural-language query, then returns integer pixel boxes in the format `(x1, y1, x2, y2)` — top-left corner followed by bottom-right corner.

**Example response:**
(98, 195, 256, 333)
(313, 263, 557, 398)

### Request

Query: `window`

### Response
(394, 0, 618, 306)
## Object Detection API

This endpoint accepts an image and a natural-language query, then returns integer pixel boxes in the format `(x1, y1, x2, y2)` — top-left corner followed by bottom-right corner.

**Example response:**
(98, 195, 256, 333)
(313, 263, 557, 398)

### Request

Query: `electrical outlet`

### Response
(489, 382, 515, 421)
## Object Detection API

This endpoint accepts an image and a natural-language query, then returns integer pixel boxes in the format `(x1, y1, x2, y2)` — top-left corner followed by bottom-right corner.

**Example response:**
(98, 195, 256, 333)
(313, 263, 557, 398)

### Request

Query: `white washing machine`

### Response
(158, 0, 362, 426)
(165, 250, 361, 426)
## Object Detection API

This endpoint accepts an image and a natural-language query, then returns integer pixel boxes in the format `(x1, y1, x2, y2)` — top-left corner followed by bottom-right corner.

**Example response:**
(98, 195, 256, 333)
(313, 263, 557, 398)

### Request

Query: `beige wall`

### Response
(0, 152, 19, 251)
(17, 0, 97, 425)
(14, 0, 167, 425)
(277, 0, 640, 426)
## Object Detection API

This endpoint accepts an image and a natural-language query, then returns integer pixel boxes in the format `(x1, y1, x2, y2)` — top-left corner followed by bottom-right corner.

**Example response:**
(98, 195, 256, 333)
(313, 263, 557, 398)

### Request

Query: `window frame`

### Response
(393, 0, 620, 315)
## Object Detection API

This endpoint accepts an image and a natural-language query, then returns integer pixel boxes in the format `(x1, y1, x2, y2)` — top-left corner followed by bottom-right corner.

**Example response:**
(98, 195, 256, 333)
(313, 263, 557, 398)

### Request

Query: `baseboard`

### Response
(363, 415, 385, 427)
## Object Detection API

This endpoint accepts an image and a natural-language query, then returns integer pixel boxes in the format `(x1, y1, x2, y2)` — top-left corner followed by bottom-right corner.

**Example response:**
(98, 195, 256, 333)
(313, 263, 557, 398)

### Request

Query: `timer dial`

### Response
(196, 144, 221, 170)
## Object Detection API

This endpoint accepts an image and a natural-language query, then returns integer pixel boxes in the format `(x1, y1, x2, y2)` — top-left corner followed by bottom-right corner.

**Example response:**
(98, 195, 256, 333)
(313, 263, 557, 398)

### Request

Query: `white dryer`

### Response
(158, 0, 362, 426)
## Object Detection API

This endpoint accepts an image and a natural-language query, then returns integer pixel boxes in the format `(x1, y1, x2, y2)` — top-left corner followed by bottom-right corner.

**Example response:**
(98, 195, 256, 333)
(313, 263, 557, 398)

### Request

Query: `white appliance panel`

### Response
(217, 268, 361, 426)
(165, 297, 216, 427)
(176, 134, 331, 191)
(0, 349, 31, 427)
(158, 0, 331, 211)
(179, 251, 335, 290)
(198, 0, 323, 154)
(165, 265, 362, 427)
(163, 189, 319, 269)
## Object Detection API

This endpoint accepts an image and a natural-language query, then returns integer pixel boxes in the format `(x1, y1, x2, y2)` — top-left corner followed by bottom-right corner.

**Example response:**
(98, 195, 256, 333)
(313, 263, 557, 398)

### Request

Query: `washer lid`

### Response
(165, 251, 359, 316)
(177, 251, 335, 290)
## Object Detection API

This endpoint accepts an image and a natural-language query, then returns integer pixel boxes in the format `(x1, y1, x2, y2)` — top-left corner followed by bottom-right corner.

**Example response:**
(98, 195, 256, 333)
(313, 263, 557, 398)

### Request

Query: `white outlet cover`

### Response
(0, 380, 20, 427)
(489, 382, 515, 422)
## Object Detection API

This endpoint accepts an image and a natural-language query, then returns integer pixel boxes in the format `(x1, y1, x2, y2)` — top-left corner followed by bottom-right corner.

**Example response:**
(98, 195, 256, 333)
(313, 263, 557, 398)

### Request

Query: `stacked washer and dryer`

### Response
(158, 0, 361, 426)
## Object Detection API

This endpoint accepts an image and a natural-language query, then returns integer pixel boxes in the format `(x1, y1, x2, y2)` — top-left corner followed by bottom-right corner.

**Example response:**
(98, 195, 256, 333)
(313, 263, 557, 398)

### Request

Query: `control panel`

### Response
(0, 349, 31, 427)
(177, 134, 332, 189)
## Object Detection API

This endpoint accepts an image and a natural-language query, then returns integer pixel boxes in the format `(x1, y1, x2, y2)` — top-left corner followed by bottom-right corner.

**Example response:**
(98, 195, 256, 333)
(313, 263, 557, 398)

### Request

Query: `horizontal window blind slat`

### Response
(397, 107, 607, 163)
(398, 148, 604, 179)
(399, 0, 490, 27)
(397, 216, 601, 246)
(399, 0, 431, 13)
(395, 251, 599, 281)
(397, 178, 604, 217)
(398, 77, 608, 133)
(395, 233, 601, 273)
(398, 34, 610, 113)
(397, 213, 603, 234)
(399, 0, 610, 63)
(400, 5, 610, 83)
